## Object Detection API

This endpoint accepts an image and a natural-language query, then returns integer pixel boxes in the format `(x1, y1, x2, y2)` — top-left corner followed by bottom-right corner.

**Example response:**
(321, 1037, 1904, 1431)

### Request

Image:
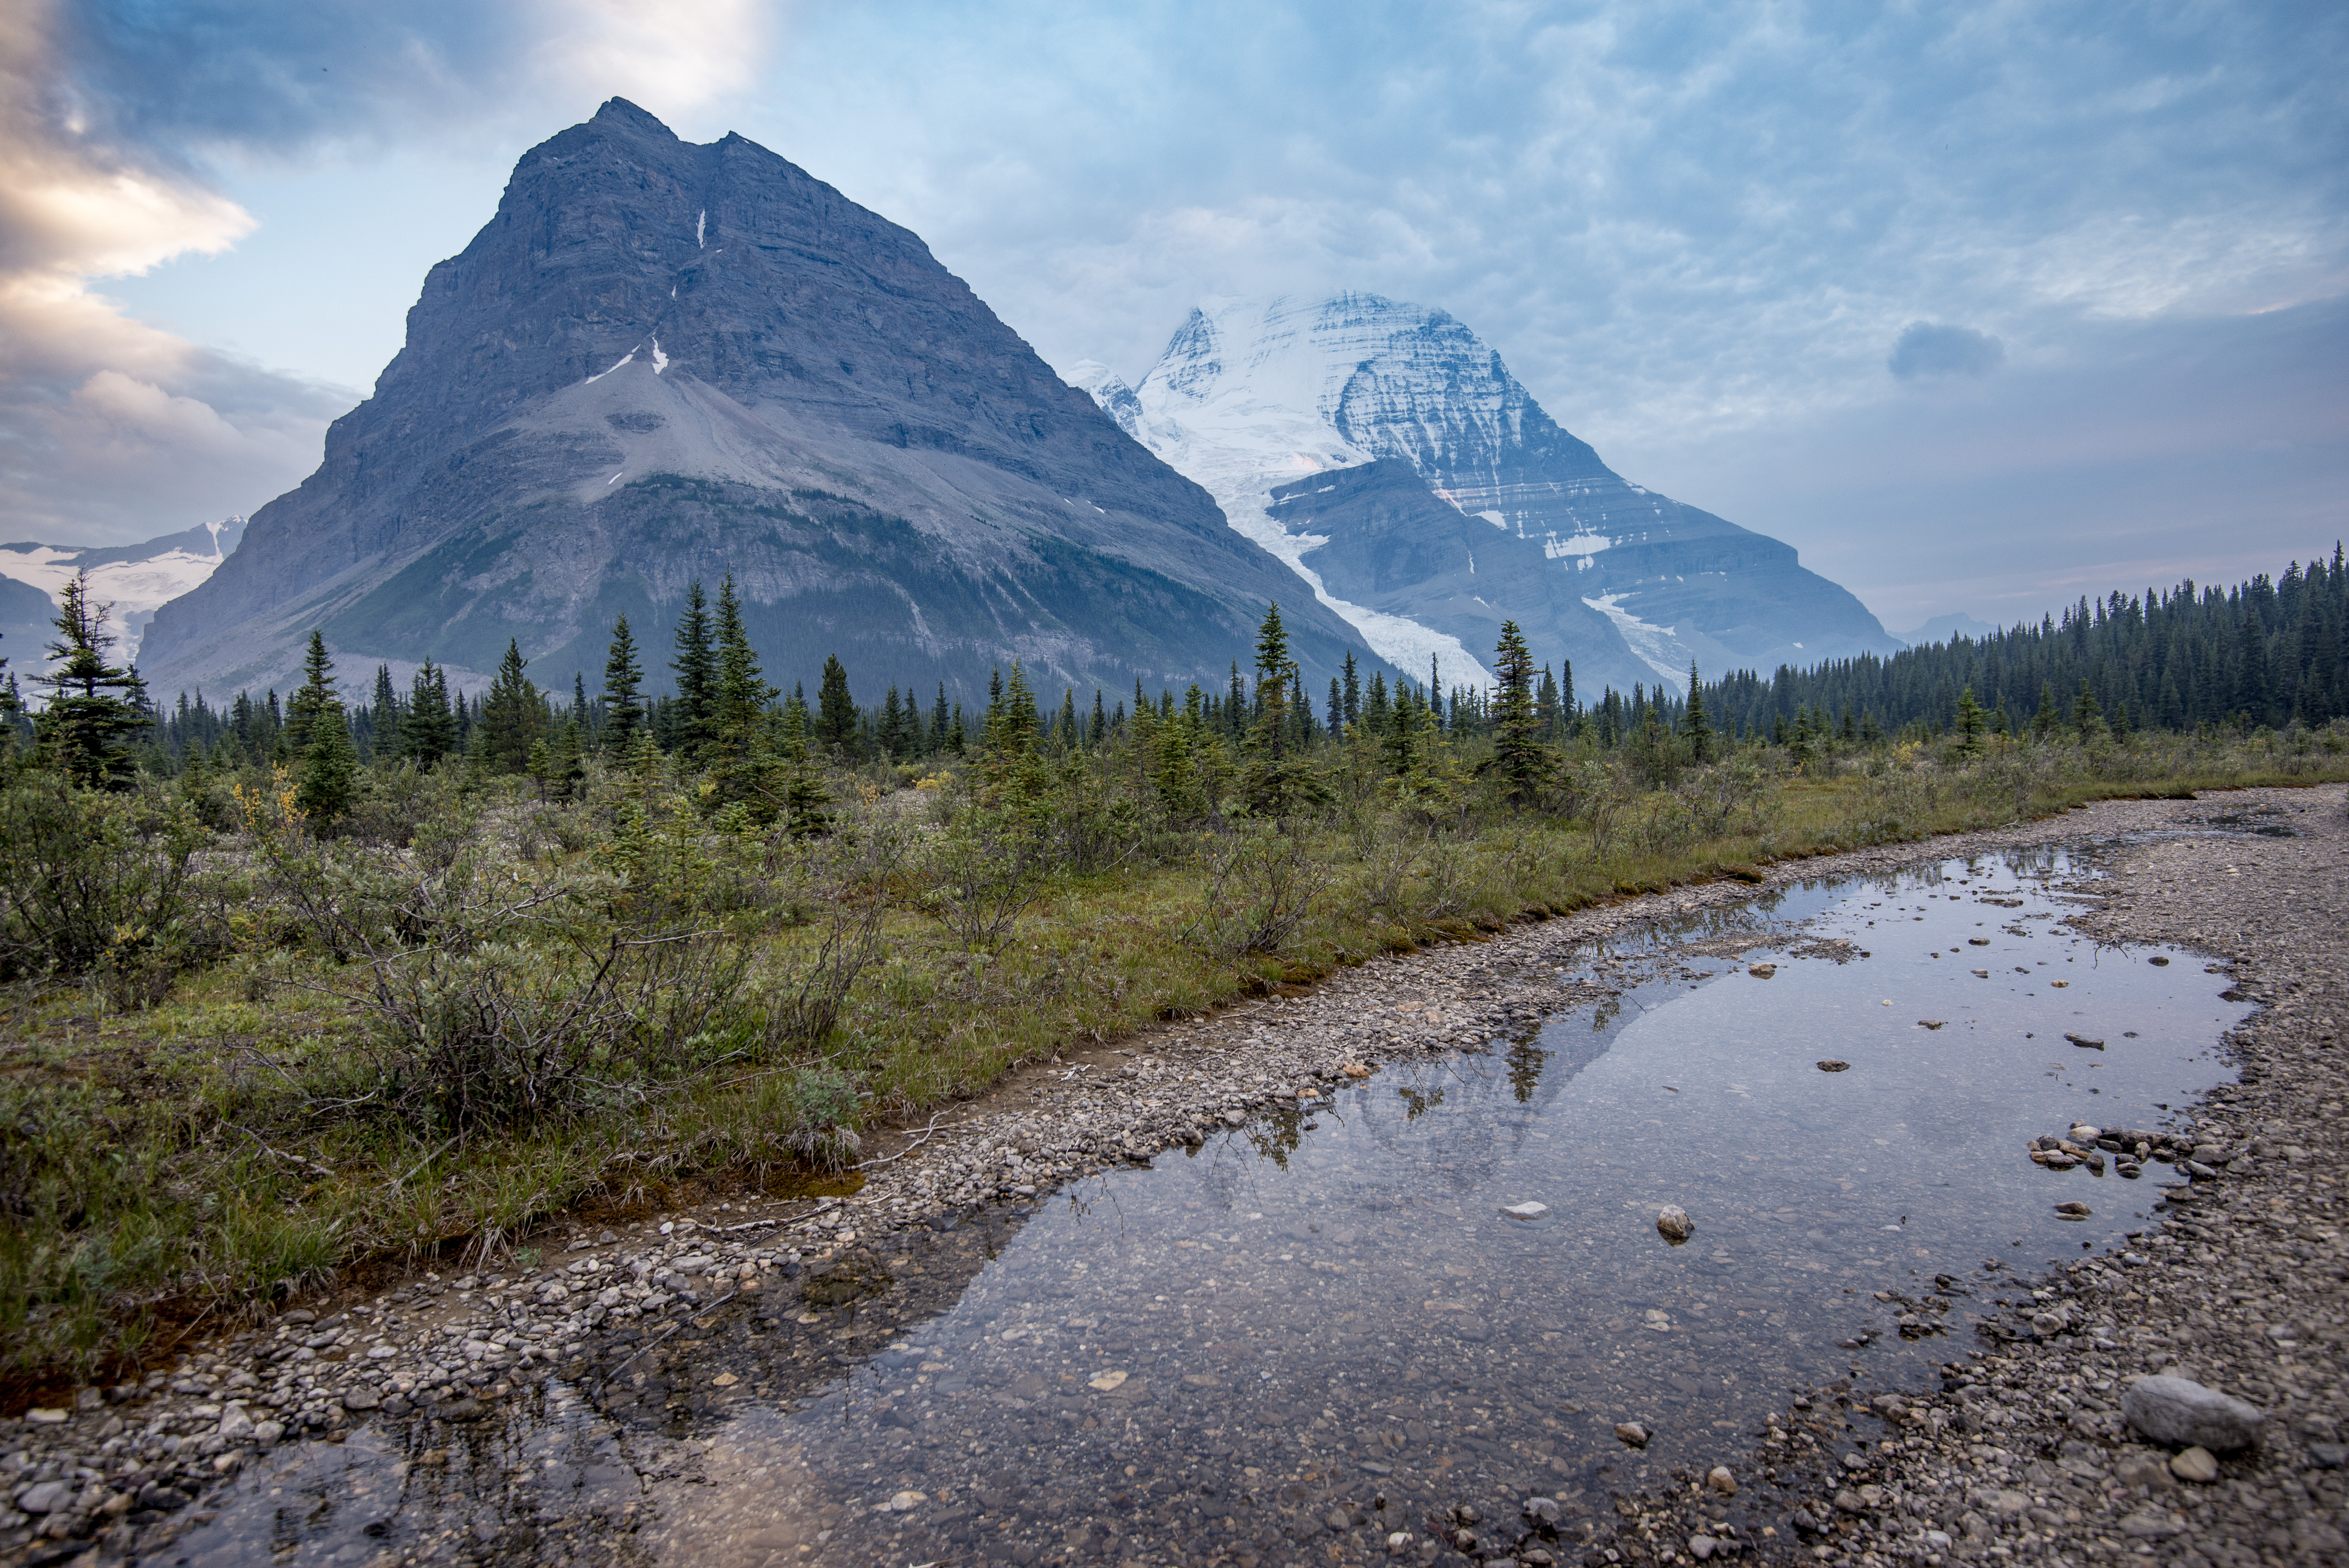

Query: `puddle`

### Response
(170, 851, 2249, 1566)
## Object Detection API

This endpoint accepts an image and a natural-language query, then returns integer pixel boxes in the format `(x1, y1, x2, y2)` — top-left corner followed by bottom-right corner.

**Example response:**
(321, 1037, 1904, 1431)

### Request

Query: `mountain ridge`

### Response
(140, 101, 1368, 703)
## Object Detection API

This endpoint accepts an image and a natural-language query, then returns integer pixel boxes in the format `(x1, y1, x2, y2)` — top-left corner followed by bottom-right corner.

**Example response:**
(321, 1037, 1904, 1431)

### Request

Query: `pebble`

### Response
(2169, 1445, 2221, 1482)
(1655, 1205, 1693, 1243)
(1705, 1465, 1736, 1495)
(1501, 1201, 1549, 1220)
(1815, 1059, 1850, 1072)
(1614, 1422, 1650, 1448)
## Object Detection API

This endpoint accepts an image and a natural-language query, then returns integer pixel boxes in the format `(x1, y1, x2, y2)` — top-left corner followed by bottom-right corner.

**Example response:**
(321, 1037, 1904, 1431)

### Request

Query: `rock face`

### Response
(2121, 1376, 2266, 1453)
(140, 101, 1362, 702)
(1073, 295, 1898, 697)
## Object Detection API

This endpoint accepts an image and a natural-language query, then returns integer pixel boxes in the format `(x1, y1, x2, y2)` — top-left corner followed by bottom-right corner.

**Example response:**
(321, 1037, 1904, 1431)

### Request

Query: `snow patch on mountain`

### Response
(1583, 593, 1696, 684)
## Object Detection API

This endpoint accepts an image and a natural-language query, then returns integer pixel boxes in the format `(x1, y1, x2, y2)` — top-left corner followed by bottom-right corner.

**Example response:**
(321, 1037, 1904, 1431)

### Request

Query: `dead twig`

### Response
(851, 1111, 953, 1171)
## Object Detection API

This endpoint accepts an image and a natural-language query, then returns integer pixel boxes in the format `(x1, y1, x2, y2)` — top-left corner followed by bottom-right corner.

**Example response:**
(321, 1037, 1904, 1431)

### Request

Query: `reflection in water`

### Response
(175, 852, 2245, 1566)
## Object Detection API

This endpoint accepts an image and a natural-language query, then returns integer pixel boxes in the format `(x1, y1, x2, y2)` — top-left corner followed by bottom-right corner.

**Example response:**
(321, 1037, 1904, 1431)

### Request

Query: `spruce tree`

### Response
(403, 661, 457, 767)
(32, 571, 148, 789)
(283, 630, 340, 757)
(815, 655, 857, 752)
(1485, 620, 1549, 804)
(1342, 651, 1361, 727)
(709, 574, 775, 770)
(1954, 684, 1987, 752)
(1682, 661, 1712, 763)
(480, 640, 544, 774)
(669, 581, 716, 757)
(602, 613, 646, 752)
(295, 700, 358, 820)
(371, 664, 402, 763)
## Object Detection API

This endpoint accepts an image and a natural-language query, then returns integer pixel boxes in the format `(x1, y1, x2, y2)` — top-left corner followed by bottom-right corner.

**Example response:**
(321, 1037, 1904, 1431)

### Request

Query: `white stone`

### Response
(1502, 1201, 1549, 1220)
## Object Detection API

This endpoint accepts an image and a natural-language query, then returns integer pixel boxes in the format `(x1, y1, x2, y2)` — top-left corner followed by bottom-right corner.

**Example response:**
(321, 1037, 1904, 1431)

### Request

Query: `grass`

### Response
(0, 722, 2344, 1392)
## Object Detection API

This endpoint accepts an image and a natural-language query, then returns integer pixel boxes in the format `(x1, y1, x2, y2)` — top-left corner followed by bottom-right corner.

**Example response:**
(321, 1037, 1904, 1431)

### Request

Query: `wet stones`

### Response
(1656, 1206, 1694, 1244)
(1614, 1422, 1650, 1448)
(1501, 1201, 1550, 1221)
(1746, 964, 1776, 978)
(2121, 1375, 2267, 1453)
(2065, 1032, 2106, 1050)
(1815, 1059, 1850, 1072)
(2054, 1201, 2091, 1220)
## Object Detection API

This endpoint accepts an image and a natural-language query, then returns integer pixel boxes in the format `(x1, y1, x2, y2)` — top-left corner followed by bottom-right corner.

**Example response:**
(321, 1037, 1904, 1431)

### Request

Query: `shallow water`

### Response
(173, 851, 2248, 1567)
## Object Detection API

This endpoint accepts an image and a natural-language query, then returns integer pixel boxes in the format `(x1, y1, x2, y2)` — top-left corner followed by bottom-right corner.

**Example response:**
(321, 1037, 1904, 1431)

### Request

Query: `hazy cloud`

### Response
(2, 0, 779, 544)
(1888, 323, 2006, 381)
(10, 0, 2346, 633)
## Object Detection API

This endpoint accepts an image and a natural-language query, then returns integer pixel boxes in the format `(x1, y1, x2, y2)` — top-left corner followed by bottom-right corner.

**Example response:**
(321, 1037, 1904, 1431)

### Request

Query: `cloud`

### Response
(1887, 322, 2006, 381)
(2, 0, 780, 545)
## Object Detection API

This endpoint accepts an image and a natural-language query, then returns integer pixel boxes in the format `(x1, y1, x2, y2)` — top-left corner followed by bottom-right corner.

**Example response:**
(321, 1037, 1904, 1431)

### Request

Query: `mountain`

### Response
(139, 101, 1365, 704)
(1894, 612, 2002, 648)
(1073, 295, 1900, 697)
(2, 518, 246, 673)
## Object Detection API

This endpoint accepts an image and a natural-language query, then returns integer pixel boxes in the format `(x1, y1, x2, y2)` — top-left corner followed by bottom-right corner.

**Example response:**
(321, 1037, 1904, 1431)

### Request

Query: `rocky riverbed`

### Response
(1, 786, 2340, 1568)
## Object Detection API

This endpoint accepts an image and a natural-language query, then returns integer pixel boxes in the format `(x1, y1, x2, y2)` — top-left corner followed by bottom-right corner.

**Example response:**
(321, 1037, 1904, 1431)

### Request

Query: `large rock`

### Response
(2122, 1376, 2266, 1452)
(141, 100, 1367, 705)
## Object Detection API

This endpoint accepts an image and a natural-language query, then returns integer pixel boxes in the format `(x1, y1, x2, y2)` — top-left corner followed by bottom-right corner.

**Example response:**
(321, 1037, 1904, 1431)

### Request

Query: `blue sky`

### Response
(7, 0, 2344, 632)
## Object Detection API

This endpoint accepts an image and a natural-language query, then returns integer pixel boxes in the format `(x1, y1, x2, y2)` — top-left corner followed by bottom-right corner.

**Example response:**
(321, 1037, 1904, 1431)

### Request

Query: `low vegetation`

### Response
(1, 566, 2345, 1388)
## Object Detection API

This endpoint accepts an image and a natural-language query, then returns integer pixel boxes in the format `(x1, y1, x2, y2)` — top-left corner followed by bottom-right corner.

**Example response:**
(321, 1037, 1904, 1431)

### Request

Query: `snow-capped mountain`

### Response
(0, 517, 246, 671)
(1073, 295, 1900, 698)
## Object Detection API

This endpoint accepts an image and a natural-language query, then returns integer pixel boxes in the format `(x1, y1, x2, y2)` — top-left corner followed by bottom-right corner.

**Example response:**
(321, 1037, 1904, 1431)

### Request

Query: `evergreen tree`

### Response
(814, 655, 857, 752)
(295, 699, 358, 820)
(1954, 684, 1988, 752)
(403, 661, 457, 767)
(1682, 661, 1712, 763)
(709, 573, 775, 768)
(1484, 620, 1550, 805)
(32, 571, 148, 789)
(371, 664, 402, 763)
(601, 613, 646, 752)
(285, 630, 339, 756)
(1090, 688, 1107, 747)
(480, 640, 544, 773)
(932, 683, 952, 747)
(2071, 677, 2105, 740)
(669, 581, 716, 757)
(1342, 651, 1361, 727)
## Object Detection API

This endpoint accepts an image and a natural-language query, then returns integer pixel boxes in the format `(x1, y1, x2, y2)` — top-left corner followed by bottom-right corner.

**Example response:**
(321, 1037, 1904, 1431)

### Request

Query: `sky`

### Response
(4, 0, 2344, 636)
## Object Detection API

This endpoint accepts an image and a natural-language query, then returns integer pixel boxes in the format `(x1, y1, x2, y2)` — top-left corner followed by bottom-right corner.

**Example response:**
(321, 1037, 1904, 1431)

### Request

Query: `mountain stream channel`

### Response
(144, 843, 2269, 1568)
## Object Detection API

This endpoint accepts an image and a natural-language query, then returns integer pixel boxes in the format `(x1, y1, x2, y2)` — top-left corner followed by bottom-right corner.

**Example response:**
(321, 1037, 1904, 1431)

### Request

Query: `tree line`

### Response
(7, 547, 2343, 812)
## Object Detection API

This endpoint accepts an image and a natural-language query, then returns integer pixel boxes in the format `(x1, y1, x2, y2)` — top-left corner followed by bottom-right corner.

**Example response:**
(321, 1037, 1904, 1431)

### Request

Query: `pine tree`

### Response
(1342, 651, 1361, 727)
(32, 571, 149, 789)
(602, 613, 646, 752)
(1090, 688, 1107, 747)
(669, 581, 716, 757)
